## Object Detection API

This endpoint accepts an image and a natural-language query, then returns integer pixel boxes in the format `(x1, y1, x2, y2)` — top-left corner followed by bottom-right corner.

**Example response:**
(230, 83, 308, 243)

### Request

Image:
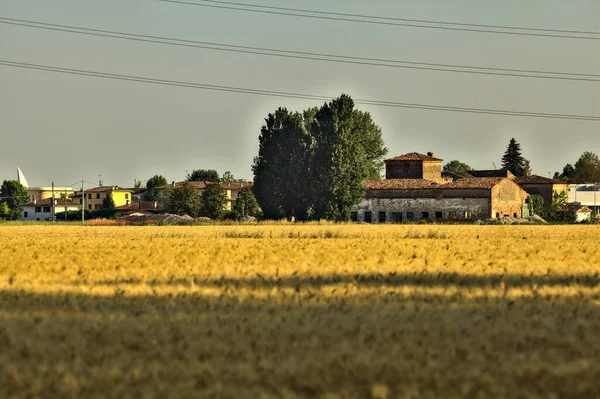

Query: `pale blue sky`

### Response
(1, 0, 599, 188)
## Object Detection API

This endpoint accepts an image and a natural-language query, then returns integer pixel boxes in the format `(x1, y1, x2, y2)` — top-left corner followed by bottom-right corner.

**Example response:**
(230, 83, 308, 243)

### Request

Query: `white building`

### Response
(21, 198, 80, 221)
(17, 167, 74, 202)
(569, 184, 600, 216)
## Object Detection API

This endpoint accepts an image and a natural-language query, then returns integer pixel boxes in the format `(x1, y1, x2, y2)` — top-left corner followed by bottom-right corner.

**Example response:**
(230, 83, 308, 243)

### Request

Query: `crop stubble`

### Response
(0, 225, 599, 398)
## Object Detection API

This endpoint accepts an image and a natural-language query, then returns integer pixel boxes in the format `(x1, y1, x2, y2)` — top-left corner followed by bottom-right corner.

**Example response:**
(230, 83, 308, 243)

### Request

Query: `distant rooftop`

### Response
(385, 152, 443, 162)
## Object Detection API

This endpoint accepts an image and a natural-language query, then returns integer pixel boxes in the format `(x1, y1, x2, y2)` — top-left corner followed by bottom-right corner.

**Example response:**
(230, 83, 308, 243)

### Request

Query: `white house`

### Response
(569, 184, 600, 216)
(21, 198, 80, 221)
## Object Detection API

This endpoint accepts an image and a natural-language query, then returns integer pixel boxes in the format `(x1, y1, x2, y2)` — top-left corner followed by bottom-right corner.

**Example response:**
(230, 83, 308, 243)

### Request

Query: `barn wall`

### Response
(352, 197, 490, 222)
(422, 161, 443, 182)
(491, 180, 527, 218)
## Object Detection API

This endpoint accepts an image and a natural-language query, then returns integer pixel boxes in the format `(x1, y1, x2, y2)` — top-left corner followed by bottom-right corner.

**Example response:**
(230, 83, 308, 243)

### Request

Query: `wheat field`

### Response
(0, 224, 599, 398)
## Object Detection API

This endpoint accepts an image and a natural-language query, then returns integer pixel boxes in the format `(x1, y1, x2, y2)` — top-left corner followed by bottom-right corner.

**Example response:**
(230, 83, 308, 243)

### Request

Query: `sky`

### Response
(1, 0, 599, 188)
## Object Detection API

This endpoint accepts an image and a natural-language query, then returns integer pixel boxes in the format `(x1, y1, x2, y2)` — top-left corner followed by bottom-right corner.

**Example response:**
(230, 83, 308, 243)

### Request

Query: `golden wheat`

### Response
(0, 224, 599, 398)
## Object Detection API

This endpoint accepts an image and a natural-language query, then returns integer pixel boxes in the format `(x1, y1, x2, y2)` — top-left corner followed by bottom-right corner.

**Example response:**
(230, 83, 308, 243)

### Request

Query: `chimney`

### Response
(427, 152, 434, 157)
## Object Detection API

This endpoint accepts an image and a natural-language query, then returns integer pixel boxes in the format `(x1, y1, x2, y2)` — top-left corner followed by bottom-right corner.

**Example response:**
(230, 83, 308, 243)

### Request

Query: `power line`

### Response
(1, 59, 598, 121)
(1, 17, 598, 82)
(160, 0, 600, 40)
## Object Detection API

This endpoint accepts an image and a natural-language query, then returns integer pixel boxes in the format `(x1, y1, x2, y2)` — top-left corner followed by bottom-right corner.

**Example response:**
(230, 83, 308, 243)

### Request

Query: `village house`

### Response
(569, 184, 600, 216)
(21, 198, 80, 221)
(71, 186, 135, 210)
(513, 175, 569, 213)
(352, 152, 529, 223)
(154, 180, 252, 211)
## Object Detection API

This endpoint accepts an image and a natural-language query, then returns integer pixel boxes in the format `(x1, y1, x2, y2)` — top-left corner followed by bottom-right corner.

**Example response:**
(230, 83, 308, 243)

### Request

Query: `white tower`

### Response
(17, 167, 29, 188)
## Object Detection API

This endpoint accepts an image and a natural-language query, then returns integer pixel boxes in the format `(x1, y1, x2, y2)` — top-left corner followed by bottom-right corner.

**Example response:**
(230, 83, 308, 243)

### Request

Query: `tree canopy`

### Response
(0, 180, 28, 220)
(501, 138, 529, 177)
(572, 151, 600, 183)
(442, 160, 472, 173)
(252, 94, 387, 221)
(234, 186, 261, 218)
(200, 183, 227, 220)
(101, 194, 116, 210)
(186, 169, 220, 182)
(145, 175, 168, 201)
(163, 183, 201, 217)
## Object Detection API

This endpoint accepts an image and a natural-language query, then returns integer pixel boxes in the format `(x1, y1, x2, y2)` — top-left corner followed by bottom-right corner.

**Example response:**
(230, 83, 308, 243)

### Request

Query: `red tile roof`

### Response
(155, 181, 214, 190)
(514, 175, 565, 185)
(439, 177, 505, 189)
(23, 198, 77, 207)
(363, 177, 508, 190)
(363, 179, 438, 190)
(386, 152, 443, 162)
(220, 182, 253, 189)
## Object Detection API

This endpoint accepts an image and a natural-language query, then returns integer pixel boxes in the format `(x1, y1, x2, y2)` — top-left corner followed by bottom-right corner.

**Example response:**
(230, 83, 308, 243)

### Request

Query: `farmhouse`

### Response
(352, 152, 529, 223)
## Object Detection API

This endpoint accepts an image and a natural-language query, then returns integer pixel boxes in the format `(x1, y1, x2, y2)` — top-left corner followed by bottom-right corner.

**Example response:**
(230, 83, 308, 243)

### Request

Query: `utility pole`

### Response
(81, 180, 85, 224)
(51, 182, 55, 222)
(65, 188, 68, 222)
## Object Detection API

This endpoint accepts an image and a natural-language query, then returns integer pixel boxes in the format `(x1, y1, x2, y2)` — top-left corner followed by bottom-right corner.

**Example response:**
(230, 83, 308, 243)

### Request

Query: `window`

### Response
(126, 200, 130, 205)
(88, 194, 92, 199)
(23, 211, 28, 218)
(88, 204, 92, 210)
(422, 211, 429, 219)
(449, 211, 457, 220)
(407, 212, 414, 220)
(35, 206, 41, 213)
(364, 211, 372, 223)
(496, 213, 500, 218)
(378, 211, 386, 223)
(43, 206, 51, 213)
(435, 211, 443, 219)
(79, 199, 83, 204)
(125, 193, 129, 199)
(94, 204, 101, 210)
(465, 211, 472, 219)
(391, 212, 403, 223)
(513, 213, 517, 218)
(350, 212, 358, 222)
(96, 194, 101, 199)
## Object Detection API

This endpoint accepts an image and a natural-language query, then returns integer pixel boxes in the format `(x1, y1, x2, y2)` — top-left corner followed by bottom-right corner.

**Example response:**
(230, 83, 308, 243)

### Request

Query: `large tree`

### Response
(0, 180, 28, 220)
(572, 151, 600, 183)
(186, 169, 220, 182)
(163, 183, 201, 217)
(553, 163, 575, 183)
(145, 175, 168, 201)
(442, 160, 472, 173)
(501, 138, 529, 177)
(310, 94, 387, 221)
(234, 186, 261, 218)
(252, 108, 314, 220)
(252, 96, 387, 221)
(200, 183, 227, 219)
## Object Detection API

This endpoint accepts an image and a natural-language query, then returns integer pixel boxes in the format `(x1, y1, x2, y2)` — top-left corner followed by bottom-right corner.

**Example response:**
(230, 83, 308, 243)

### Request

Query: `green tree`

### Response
(522, 159, 532, 177)
(145, 175, 168, 201)
(252, 108, 314, 220)
(200, 183, 227, 219)
(186, 169, 220, 182)
(164, 183, 201, 217)
(501, 138, 528, 177)
(310, 95, 387, 221)
(221, 171, 235, 184)
(572, 151, 600, 183)
(547, 190, 575, 223)
(527, 194, 544, 216)
(0, 180, 29, 220)
(0, 202, 10, 220)
(442, 160, 472, 173)
(234, 186, 262, 218)
(101, 194, 116, 210)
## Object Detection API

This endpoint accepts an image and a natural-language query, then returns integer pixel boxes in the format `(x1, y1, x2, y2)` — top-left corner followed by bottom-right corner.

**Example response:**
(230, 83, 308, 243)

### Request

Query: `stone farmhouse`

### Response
(351, 152, 531, 223)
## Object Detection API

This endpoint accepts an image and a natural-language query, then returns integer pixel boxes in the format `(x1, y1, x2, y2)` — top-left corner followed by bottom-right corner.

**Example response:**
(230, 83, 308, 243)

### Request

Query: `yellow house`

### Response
(71, 186, 135, 210)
